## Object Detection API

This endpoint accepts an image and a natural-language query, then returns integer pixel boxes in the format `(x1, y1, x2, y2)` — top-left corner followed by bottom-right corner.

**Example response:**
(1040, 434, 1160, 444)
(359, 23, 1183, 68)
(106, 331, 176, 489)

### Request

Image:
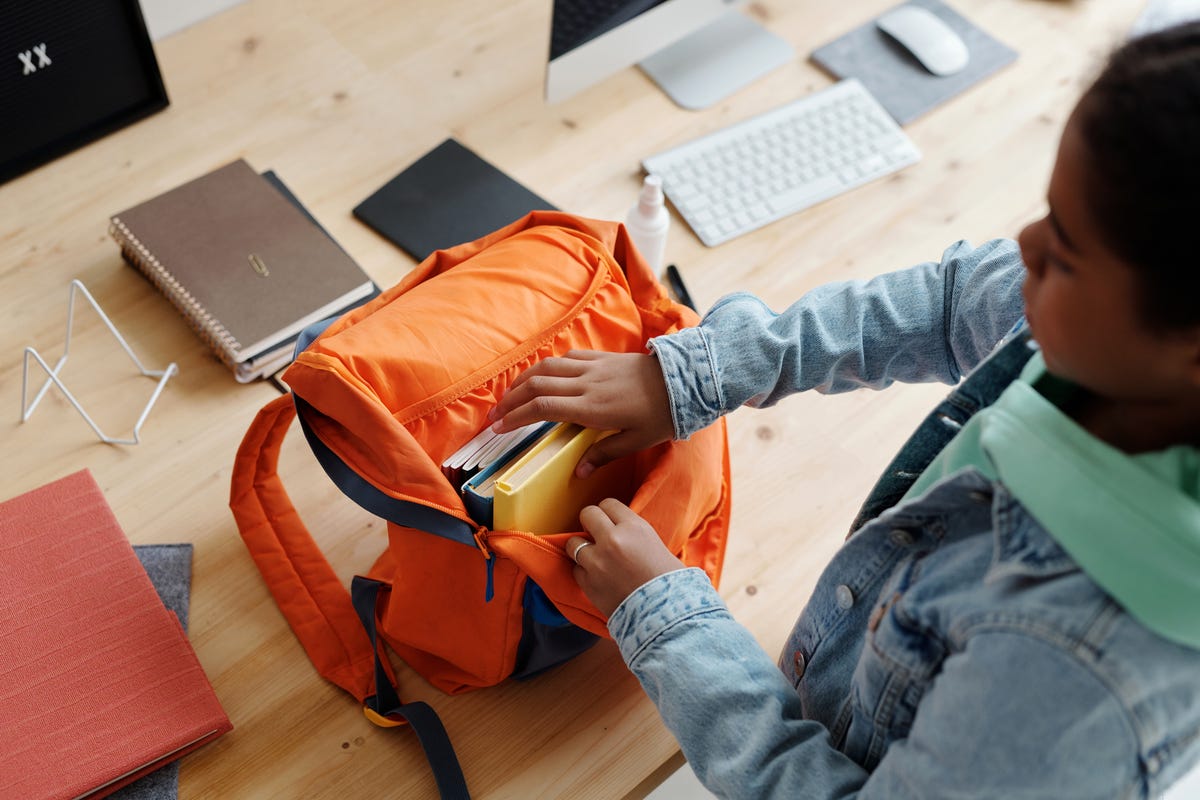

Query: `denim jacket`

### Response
(609, 240, 1200, 798)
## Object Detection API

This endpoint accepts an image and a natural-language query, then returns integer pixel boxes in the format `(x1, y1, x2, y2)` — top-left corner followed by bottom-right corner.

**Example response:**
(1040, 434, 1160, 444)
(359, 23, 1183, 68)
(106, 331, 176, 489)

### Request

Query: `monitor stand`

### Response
(638, 10, 795, 111)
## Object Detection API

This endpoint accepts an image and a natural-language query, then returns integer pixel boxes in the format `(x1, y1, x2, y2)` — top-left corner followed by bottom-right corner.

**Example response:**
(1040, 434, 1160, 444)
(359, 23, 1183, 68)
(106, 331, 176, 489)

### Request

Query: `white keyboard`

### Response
(642, 79, 921, 247)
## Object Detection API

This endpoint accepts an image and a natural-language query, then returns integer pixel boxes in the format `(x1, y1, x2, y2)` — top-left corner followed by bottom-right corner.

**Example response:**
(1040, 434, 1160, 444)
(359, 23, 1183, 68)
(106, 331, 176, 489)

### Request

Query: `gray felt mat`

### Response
(810, 0, 1017, 125)
(107, 544, 193, 800)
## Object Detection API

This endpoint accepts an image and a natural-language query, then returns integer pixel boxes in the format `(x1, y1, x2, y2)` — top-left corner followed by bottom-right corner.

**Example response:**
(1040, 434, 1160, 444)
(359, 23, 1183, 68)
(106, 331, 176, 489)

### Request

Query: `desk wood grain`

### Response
(0, 1, 1144, 797)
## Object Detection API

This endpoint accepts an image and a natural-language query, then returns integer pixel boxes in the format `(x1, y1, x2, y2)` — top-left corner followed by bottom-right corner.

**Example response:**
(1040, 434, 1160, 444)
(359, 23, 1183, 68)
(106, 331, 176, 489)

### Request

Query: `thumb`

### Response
(575, 431, 638, 478)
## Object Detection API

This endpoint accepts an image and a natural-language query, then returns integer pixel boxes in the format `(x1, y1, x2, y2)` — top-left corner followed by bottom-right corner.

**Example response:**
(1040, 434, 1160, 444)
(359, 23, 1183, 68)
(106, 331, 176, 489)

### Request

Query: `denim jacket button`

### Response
(889, 528, 915, 547)
(835, 584, 855, 610)
(792, 650, 807, 679)
(968, 489, 992, 504)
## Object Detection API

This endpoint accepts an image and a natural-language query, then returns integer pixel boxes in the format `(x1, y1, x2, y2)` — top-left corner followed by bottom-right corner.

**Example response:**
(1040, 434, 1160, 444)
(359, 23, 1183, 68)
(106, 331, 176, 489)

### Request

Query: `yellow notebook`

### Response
(492, 424, 634, 534)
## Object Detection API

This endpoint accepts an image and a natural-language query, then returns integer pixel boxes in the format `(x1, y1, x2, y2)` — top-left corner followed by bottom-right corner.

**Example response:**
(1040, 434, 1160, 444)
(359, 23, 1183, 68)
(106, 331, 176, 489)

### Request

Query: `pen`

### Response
(664, 264, 697, 312)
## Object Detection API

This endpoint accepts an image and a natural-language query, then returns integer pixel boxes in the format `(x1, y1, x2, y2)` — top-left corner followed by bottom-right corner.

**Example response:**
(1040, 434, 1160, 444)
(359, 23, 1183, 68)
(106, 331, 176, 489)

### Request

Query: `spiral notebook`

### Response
(109, 159, 374, 376)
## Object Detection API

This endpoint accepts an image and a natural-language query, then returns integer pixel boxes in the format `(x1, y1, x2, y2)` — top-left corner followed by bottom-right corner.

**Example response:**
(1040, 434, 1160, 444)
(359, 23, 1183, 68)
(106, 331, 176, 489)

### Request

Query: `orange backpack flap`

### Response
(287, 221, 646, 515)
(229, 211, 732, 796)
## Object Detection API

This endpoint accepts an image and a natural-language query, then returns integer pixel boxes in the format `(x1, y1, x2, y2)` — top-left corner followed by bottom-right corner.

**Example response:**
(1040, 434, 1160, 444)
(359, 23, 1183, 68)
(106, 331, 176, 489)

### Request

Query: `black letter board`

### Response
(0, 0, 168, 184)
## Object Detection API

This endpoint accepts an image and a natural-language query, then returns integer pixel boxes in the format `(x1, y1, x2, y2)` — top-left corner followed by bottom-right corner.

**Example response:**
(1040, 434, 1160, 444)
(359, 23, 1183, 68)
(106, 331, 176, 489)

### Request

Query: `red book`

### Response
(0, 470, 232, 799)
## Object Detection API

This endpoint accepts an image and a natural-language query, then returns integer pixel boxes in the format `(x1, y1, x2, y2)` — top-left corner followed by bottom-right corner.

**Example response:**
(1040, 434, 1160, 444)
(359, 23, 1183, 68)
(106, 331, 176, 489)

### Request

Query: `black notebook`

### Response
(353, 138, 556, 262)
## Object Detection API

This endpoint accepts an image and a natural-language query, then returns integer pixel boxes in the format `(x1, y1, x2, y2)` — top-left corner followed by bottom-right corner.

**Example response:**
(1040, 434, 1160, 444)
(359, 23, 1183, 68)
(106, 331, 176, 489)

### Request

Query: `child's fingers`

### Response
(489, 358, 593, 422)
(560, 349, 606, 361)
(595, 497, 639, 524)
(499, 375, 583, 409)
(576, 432, 640, 477)
(490, 373, 585, 427)
(563, 534, 594, 564)
(507, 353, 595, 389)
(578, 504, 615, 541)
(497, 364, 571, 402)
(491, 393, 586, 432)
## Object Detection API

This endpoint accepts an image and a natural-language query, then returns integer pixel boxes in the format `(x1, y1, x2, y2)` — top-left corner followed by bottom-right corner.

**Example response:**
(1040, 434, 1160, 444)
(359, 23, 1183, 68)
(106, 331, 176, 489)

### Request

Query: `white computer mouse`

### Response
(876, 5, 970, 77)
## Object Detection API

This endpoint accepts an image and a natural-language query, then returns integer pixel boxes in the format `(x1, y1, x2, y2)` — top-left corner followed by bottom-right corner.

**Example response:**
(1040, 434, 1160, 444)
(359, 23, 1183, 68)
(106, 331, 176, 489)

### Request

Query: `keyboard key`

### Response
(766, 174, 843, 215)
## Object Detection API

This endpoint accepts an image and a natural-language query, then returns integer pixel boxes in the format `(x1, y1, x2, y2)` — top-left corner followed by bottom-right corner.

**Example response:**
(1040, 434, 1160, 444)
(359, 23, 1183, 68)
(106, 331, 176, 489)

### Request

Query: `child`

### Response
(489, 23, 1200, 799)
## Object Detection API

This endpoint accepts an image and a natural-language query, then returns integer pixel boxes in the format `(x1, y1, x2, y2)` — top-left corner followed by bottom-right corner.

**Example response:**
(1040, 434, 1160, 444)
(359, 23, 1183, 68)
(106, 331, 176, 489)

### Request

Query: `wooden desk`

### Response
(0, 1, 1145, 796)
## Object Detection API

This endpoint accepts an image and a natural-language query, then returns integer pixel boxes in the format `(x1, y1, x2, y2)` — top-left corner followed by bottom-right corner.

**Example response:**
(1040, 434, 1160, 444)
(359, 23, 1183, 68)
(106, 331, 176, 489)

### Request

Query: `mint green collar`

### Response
(986, 354, 1200, 648)
(907, 352, 1200, 649)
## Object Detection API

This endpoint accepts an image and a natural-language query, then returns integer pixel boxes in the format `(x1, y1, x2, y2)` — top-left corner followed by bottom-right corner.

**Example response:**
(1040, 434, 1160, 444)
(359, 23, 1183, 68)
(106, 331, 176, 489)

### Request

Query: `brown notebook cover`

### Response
(109, 159, 374, 371)
(0, 470, 232, 800)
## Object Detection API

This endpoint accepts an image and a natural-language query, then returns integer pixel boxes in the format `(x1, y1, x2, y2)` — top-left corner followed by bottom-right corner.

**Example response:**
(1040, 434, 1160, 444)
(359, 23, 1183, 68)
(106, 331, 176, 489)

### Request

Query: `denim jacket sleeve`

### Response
(610, 569, 1138, 799)
(647, 239, 1026, 439)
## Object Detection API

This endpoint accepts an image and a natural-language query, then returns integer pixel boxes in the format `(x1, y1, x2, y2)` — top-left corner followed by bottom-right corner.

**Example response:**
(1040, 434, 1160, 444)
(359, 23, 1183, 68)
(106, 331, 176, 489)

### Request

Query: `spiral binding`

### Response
(109, 217, 242, 367)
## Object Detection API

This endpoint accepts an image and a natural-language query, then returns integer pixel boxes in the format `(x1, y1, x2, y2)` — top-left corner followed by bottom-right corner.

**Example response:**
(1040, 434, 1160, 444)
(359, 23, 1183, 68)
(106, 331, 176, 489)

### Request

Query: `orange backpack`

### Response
(229, 211, 731, 798)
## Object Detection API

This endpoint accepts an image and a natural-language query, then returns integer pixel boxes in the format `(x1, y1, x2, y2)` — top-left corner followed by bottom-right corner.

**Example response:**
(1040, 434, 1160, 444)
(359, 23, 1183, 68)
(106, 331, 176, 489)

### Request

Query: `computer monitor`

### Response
(546, 0, 794, 110)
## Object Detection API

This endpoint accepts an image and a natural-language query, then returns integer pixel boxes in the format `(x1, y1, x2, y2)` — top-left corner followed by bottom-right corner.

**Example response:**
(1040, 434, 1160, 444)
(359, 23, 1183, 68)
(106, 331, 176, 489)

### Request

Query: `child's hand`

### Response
(564, 498, 685, 617)
(489, 350, 675, 478)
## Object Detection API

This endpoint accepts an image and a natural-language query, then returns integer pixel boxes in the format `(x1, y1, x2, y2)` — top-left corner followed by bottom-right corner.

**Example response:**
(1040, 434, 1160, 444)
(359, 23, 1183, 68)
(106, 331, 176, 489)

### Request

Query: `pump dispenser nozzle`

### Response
(625, 174, 670, 272)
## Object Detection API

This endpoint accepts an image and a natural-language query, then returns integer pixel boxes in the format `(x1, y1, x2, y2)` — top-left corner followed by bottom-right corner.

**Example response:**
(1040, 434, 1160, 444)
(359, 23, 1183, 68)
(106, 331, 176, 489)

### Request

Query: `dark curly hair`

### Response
(1076, 21, 1200, 332)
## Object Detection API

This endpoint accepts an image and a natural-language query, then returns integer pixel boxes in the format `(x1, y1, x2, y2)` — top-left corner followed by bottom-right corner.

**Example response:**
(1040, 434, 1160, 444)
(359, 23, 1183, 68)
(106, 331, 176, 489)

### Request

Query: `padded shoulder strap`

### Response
(229, 393, 378, 699)
(231, 395, 472, 799)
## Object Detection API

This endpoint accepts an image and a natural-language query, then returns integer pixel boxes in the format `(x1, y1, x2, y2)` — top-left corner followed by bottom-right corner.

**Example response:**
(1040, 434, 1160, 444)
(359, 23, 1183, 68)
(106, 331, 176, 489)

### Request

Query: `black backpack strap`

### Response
(352, 576, 471, 800)
(848, 328, 1036, 534)
(293, 395, 478, 547)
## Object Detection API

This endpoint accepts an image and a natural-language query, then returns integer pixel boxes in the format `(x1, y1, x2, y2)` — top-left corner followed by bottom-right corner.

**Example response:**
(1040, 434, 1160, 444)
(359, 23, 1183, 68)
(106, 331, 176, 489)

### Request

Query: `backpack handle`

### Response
(230, 394, 470, 799)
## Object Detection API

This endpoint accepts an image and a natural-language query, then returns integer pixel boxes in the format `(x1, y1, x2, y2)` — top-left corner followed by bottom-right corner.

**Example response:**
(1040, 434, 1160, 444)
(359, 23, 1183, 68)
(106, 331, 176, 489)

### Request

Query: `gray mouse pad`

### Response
(810, 0, 1017, 125)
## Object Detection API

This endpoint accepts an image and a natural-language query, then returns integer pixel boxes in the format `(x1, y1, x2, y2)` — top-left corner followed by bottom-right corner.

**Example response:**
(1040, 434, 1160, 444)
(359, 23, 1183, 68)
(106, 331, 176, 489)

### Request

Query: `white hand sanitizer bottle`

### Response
(624, 174, 670, 273)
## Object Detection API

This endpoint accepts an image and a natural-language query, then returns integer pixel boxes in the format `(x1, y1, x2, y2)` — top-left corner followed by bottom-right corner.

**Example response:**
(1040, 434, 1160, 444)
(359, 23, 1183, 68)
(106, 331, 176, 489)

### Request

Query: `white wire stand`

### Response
(21, 280, 178, 445)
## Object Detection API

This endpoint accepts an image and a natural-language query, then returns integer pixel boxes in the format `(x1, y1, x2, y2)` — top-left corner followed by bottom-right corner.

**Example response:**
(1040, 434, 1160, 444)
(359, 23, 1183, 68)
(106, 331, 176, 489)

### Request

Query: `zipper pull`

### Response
(474, 528, 495, 603)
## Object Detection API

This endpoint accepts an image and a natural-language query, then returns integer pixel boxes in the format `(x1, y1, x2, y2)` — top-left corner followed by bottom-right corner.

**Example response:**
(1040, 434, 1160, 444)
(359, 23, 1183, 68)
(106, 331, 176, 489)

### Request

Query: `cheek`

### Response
(1024, 275, 1072, 354)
